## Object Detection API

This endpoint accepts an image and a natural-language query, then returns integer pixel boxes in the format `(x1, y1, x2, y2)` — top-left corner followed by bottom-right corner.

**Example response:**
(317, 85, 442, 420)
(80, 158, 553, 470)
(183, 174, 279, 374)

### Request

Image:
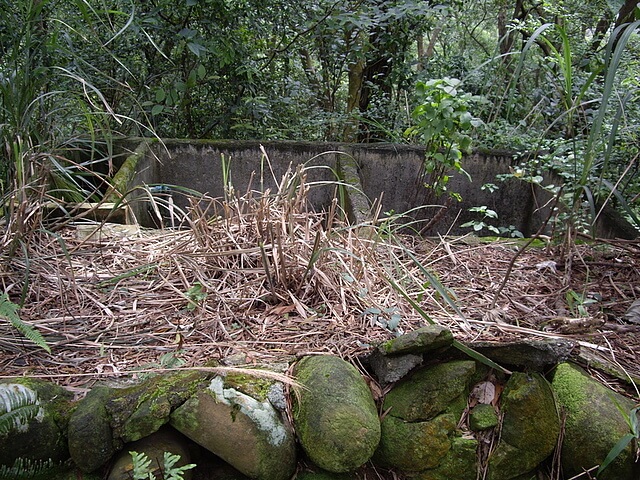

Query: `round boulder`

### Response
(293, 355, 381, 473)
(487, 372, 560, 480)
(551, 362, 640, 480)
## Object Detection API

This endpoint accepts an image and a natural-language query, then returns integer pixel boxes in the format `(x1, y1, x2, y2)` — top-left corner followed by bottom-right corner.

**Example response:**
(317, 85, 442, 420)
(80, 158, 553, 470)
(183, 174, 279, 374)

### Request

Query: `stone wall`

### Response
(115, 140, 565, 237)
(1, 327, 638, 479)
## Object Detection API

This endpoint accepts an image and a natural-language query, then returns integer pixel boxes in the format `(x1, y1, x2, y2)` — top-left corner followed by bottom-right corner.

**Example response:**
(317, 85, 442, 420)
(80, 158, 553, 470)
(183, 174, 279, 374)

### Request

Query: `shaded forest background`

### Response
(0, 0, 639, 233)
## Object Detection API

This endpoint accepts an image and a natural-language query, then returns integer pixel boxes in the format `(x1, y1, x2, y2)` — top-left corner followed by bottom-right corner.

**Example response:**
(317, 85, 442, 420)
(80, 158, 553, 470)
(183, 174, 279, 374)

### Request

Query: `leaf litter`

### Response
(0, 164, 638, 401)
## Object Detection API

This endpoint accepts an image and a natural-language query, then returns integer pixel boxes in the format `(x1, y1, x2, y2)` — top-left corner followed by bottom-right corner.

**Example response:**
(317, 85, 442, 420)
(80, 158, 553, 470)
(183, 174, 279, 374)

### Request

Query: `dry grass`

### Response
(0, 164, 639, 400)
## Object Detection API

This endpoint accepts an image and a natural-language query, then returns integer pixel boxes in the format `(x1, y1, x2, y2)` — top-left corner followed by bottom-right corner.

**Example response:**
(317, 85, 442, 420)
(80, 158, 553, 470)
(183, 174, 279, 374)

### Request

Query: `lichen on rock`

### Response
(170, 374, 296, 480)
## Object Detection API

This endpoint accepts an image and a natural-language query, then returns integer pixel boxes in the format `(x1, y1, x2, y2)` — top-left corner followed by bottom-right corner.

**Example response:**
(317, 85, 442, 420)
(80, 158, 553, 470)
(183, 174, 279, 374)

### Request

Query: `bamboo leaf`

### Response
(596, 433, 635, 476)
(386, 277, 511, 375)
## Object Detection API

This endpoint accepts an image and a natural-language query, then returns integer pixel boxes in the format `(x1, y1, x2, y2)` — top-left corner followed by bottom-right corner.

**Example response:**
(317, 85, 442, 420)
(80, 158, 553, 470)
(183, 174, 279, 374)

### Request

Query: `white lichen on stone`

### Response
(208, 376, 288, 446)
(0, 383, 44, 435)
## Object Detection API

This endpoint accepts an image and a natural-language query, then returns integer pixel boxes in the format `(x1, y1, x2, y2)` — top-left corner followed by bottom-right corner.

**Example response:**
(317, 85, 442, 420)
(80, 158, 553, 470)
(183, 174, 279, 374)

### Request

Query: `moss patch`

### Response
(374, 414, 456, 472)
(383, 360, 476, 422)
(293, 355, 380, 473)
(551, 362, 639, 480)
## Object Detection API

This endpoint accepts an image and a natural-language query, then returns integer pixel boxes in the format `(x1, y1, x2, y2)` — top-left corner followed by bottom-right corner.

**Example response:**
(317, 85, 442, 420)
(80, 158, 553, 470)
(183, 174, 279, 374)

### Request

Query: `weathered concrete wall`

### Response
(117, 139, 630, 238)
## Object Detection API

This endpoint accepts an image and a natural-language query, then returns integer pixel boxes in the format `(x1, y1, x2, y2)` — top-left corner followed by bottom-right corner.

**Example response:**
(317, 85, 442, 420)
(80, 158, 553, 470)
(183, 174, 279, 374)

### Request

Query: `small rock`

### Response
(467, 339, 575, 371)
(469, 404, 498, 431)
(293, 355, 380, 473)
(378, 325, 453, 356)
(368, 351, 423, 384)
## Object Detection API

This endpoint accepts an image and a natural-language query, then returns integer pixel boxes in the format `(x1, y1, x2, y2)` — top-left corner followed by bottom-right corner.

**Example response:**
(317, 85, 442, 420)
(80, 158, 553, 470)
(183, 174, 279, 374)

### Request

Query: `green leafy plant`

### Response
(0, 383, 43, 437)
(461, 206, 524, 238)
(596, 405, 639, 476)
(565, 290, 598, 317)
(498, 20, 640, 240)
(461, 206, 500, 234)
(0, 294, 50, 353)
(405, 77, 482, 202)
(185, 282, 207, 312)
(129, 450, 196, 480)
(134, 351, 187, 380)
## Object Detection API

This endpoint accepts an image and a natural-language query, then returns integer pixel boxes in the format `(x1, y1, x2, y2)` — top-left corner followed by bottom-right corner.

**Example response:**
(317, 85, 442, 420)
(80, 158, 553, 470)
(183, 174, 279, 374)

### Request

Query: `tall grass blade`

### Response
(386, 277, 511, 374)
(596, 433, 635, 476)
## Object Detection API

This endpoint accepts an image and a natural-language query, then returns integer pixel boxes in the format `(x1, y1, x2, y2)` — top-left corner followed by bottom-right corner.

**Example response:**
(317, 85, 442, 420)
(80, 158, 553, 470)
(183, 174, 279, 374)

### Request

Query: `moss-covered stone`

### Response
(171, 376, 296, 480)
(0, 379, 74, 479)
(374, 413, 456, 471)
(223, 371, 275, 401)
(411, 437, 478, 480)
(551, 362, 640, 480)
(293, 355, 380, 473)
(382, 360, 476, 422)
(68, 386, 115, 473)
(488, 373, 560, 480)
(469, 404, 498, 431)
(107, 369, 212, 443)
(379, 325, 453, 356)
(296, 471, 357, 480)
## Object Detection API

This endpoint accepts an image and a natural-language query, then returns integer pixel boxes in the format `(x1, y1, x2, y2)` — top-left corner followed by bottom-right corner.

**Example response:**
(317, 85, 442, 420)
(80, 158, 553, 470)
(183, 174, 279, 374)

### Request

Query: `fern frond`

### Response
(0, 294, 51, 353)
(0, 383, 43, 437)
(0, 457, 54, 480)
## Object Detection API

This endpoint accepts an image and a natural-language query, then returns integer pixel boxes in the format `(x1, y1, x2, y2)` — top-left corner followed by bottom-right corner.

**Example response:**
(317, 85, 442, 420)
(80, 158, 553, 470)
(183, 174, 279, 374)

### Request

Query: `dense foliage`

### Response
(0, 0, 639, 233)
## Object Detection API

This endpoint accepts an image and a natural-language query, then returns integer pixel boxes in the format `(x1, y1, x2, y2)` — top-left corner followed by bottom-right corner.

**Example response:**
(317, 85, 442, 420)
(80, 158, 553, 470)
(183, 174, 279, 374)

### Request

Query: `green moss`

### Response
(469, 404, 498, 431)
(549, 363, 588, 429)
(169, 394, 201, 433)
(115, 369, 211, 442)
(414, 437, 478, 480)
(551, 363, 638, 480)
(296, 471, 356, 480)
(488, 373, 559, 480)
(223, 372, 274, 401)
(294, 356, 380, 473)
(383, 360, 476, 422)
(374, 414, 455, 471)
(68, 386, 115, 473)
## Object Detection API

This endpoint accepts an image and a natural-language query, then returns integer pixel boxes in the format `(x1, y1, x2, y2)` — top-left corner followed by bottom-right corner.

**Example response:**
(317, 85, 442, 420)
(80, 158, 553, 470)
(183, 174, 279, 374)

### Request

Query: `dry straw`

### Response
(0, 161, 638, 395)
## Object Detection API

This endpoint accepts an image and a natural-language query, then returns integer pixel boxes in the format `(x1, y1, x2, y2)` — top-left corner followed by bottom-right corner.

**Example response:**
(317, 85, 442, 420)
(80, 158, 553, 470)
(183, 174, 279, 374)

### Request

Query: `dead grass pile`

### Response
(0, 163, 638, 398)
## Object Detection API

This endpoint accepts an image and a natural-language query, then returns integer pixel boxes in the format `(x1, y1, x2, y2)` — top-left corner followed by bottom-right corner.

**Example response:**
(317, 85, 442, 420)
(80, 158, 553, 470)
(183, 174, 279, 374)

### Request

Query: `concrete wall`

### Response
(118, 139, 628, 238)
